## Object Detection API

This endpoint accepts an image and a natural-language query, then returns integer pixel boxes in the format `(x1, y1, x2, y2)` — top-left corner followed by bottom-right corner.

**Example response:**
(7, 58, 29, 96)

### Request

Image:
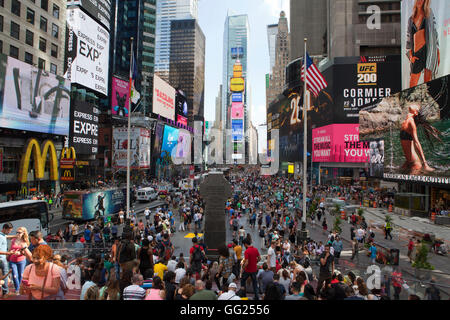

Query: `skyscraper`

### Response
(169, 19, 205, 124)
(222, 14, 249, 132)
(266, 11, 290, 110)
(267, 24, 278, 72)
(155, 0, 199, 82)
(111, 0, 157, 114)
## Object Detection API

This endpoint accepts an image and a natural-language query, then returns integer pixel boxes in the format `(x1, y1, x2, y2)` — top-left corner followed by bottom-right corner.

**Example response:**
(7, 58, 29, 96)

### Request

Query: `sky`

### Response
(198, 0, 290, 127)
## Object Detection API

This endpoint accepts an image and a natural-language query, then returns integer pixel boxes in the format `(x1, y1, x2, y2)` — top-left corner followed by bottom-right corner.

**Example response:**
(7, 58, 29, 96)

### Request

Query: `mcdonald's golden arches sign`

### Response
(18, 139, 59, 183)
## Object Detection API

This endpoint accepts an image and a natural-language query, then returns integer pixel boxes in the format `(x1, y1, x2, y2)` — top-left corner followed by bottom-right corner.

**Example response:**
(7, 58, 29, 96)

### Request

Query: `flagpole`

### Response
(127, 37, 134, 220)
(302, 38, 308, 233)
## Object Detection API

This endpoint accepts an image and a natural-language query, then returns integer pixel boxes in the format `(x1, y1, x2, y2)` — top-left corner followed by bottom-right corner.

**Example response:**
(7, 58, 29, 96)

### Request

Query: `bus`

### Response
(62, 188, 126, 221)
(0, 200, 50, 236)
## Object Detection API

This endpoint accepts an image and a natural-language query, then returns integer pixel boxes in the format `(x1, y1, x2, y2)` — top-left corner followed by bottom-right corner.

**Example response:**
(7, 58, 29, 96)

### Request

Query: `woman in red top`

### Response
(9, 227, 30, 294)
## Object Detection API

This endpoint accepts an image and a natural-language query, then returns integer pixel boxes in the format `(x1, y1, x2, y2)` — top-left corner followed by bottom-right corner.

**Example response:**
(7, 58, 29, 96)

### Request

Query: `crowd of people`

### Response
(0, 167, 444, 300)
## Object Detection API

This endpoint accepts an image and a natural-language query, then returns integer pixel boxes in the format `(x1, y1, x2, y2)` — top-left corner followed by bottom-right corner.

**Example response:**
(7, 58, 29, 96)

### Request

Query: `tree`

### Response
(412, 241, 435, 270)
(332, 203, 342, 216)
(333, 215, 342, 234)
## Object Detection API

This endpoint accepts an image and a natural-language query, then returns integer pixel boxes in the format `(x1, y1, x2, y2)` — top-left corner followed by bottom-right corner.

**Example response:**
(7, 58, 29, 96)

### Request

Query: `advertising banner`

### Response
(231, 102, 244, 119)
(111, 76, 130, 117)
(161, 125, 179, 158)
(232, 120, 244, 141)
(231, 47, 244, 59)
(401, 0, 450, 90)
(175, 130, 191, 159)
(312, 124, 370, 163)
(230, 78, 245, 92)
(64, 7, 110, 96)
(70, 101, 99, 154)
(152, 123, 164, 158)
(368, 139, 385, 178)
(67, 0, 111, 30)
(112, 127, 151, 169)
(0, 54, 71, 135)
(175, 90, 189, 120)
(313, 56, 401, 126)
(153, 75, 175, 120)
(360, 74, 450, 185)
(177, 115, 188, 127)
(232, 93, 243, 103)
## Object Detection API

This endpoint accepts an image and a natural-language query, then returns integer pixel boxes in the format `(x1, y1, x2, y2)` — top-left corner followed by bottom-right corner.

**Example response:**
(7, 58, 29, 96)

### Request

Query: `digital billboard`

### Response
(175, 130, 191, 160)
(368, 139, 385, 178)
(360, 74, 450, 185)
(64, 7, 110, 96)
(152, 123, 164, 158)
(153, 75, 175, 120)
(112, 127, 151, 169)
(231, 102, 244, 119)
(67, 0, 112, 30)
(401, 0, 450, 90)
(0, 54, 70, 135)
(161, 125, 179, 158)
(312, 56, 401, 126)
(175, 90, 189, 126)
(111, 76, 129, 117)
(232, 93, 243, 103)
(312, 124, 370, 163)
(232, 120, 244, 141)
(70, 101, 99, 154)
(231, 47, 244, 59)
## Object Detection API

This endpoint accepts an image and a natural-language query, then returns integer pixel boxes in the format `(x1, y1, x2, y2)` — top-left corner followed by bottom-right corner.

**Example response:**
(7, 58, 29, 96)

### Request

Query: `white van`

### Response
(136, 187, 158, 202)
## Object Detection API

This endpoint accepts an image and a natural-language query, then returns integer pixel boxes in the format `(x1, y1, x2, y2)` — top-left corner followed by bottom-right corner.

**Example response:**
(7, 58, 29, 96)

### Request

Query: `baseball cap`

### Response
(228, 283, 237, 289)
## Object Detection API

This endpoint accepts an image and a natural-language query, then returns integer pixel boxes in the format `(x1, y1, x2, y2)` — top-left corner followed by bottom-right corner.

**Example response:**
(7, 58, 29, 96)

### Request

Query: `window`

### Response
(40, 16, 47, 32)
(11, 0, 21, 17)
(0, 15, 3, 32)
(40, 0, 48, 11)
(51, 23, 58, 38)
(10, 45, 19, 59)
(39, 37, 46, 52)
(50, 63, 57, 74)
(0, 0, 3, 7)
(0, 40, 2, 54)
(51, 43, 57, 58)
(26, 29, 34, 46)
(24, 52, 33, 65)
(10, 21, 20, 40)
(52, 4, 59, 19)
(26, 8, 35, 24)
(38, 58, 45, 70)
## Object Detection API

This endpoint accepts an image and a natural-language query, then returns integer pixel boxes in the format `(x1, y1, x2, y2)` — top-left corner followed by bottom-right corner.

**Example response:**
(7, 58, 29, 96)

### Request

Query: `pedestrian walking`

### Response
(384, 220, 393, 240)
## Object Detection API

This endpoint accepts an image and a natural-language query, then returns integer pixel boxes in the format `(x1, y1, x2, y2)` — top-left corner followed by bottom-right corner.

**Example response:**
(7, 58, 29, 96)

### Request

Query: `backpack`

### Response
(259, 229, 265, 238)
(232, 219, 239, 228)
(161, 240, 173, 261)
(118, 240, 136, 263)
(192, 245, 204, 263)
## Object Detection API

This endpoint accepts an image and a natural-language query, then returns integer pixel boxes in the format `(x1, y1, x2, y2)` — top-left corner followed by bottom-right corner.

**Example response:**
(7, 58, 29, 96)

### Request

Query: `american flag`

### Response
(301, 52, 328, 97)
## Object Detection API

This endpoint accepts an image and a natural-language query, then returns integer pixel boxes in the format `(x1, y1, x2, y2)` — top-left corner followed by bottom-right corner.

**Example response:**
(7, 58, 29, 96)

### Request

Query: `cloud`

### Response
(263, 0, 290, 20)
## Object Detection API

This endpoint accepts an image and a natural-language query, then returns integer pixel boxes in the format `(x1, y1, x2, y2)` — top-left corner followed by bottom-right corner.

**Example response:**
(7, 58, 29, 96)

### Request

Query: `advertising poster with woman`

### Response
(359, 75, 449, 185)
(402, 0, 450, 90)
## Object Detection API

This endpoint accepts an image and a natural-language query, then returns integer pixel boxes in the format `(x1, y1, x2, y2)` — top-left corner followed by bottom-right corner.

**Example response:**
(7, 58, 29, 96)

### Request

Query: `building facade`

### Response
(155, 0, 198, 82)
(111, 0, 156, 115)
(0, 0, 66, 75)
(169, 18, 205, 124)
(267, 23, 278, 72)
(266, 11, 289, 111)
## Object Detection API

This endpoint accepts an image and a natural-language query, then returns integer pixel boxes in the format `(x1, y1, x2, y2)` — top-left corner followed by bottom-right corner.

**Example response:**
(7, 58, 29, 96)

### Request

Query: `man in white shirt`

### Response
(174, 262, 187, 284)
(267, 241, 277, 272)
(167, 256, 177, 272)
(356, 226, 365, 244)
(218, 282, 241, 300)
(144, 208, 151, 222)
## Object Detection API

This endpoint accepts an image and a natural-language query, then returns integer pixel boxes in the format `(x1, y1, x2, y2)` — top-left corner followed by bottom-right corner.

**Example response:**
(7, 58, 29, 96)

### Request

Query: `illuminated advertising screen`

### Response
(67, 0, 112, 30)
(368, 139, 385, 178)
(232, 93, 243, 102)
(312, 124, 370, 163)
(231, 102, 244, 119)
(152, 123, 164, 158)
(153, 75, 175, 120)
(401, 0, 450, 90)
(64, 7, 110, 96)
(111, 76, 129, 117)
(360, 74, 450, 185)
(231, 47, 244, 59)
(175, 130, 191, 160)
(0, 54, 70, 135)
(175, 90, 189, 126)
(161, 125, 179, 158)
(112, 127, 151, 169)
(70, 101, 99, 154)
(313, 56, 401, 126)
(232, 120, 244, 141)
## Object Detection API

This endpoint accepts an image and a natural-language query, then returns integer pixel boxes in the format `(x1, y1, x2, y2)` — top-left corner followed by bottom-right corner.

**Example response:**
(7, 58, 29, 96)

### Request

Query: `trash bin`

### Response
(390, 249, 400, 266)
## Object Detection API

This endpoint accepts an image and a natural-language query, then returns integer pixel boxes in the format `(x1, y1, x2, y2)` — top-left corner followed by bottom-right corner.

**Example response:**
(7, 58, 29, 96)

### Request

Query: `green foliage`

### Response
(308, 200, 317, 218)
(333, 215, 342, 233)
(385, 215, 393, 223)
(357, 207, 364, 217)
(412, 242, 435, 270)
(332, 203, 341, 216)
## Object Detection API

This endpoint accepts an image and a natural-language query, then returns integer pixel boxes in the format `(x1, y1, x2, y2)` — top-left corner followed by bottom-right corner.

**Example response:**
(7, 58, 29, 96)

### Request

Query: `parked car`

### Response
(136, 187, 158, 202)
